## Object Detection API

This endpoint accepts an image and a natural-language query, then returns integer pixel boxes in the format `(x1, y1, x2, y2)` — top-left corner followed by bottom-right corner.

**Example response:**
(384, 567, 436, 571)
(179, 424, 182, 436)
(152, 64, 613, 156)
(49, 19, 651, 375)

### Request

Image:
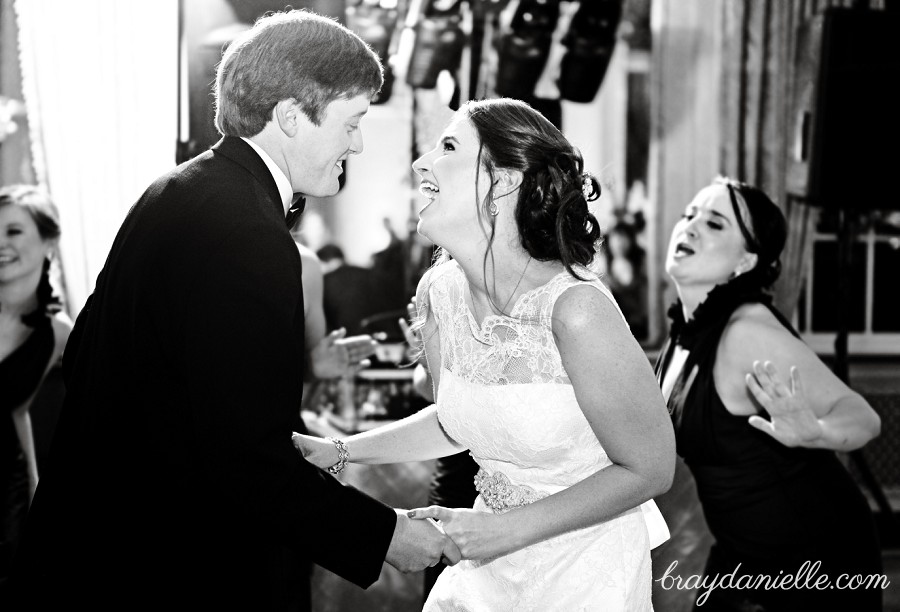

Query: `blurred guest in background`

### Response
(370, 218, 409, 316)
(298, 242, 378, 381)
(656, 176, 882, 610)
(603, 219, 648, 340)
(0, 186, 71, 590)
(317, 243, 382, 336)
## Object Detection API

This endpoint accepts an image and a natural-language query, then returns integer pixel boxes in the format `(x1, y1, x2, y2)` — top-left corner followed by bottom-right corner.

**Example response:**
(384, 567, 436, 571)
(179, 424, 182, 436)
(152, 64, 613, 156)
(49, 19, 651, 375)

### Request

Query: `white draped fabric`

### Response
(14, 0, 178, 313)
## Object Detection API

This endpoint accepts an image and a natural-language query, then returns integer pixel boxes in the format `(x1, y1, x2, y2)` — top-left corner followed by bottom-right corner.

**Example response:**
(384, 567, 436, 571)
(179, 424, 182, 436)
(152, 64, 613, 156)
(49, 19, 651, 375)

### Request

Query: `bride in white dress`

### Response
(294, 98, 675, 611)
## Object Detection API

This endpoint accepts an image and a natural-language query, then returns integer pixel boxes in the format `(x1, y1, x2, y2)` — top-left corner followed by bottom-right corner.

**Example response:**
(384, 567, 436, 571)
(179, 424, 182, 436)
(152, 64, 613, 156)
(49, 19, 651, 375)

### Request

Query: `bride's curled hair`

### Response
(464, 98, 602, 279)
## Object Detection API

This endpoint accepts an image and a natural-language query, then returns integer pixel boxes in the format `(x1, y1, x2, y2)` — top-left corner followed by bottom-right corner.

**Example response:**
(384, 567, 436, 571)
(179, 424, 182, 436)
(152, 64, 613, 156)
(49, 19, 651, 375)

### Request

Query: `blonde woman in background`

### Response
(0, 186, 71, 589)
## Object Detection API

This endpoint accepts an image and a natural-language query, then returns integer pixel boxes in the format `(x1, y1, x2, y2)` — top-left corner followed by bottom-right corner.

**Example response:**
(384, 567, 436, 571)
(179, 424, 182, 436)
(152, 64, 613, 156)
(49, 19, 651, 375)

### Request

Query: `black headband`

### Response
(724, 182, 759, 254)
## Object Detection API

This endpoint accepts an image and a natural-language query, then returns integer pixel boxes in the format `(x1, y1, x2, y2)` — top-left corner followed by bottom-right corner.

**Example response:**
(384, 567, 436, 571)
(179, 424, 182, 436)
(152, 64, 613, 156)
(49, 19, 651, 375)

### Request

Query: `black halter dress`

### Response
(655, 279, 882, 611)
(0, 314, 53, 579)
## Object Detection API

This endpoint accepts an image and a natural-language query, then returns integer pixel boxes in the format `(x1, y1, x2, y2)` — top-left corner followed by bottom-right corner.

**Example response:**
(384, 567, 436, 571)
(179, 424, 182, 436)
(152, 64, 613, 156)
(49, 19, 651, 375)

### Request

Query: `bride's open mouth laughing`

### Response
(419, 181, 439, 212)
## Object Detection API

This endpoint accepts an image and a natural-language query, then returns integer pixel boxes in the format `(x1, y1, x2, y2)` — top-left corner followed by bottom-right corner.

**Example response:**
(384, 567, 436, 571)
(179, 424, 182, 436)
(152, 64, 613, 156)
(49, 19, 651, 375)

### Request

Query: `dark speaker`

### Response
(796, 8, 900, 210)
(494, 0, 560, 100)
(558, 0, 621, 103)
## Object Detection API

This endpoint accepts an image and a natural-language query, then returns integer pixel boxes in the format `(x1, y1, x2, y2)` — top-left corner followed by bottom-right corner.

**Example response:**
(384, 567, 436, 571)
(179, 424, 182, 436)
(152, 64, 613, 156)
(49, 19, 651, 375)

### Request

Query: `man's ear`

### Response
(274, 99, 300, 137)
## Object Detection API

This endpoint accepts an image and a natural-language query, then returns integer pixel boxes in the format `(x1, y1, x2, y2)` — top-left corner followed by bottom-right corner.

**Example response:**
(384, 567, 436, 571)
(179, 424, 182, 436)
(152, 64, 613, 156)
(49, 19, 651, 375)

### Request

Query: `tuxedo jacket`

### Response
(9, 137, 396, 610)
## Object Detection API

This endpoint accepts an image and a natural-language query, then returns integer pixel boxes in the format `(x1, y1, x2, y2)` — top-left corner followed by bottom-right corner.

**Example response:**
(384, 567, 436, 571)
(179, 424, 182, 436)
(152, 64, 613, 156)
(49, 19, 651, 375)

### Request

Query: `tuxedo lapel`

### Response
(212, 136, 285, 221)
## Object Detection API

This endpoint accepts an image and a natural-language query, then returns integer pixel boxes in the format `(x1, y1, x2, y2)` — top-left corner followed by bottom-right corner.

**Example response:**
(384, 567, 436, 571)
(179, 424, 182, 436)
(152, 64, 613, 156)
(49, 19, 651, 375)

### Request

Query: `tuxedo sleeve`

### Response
(61, 293, 93, 387)
(180, 219, 396, 588)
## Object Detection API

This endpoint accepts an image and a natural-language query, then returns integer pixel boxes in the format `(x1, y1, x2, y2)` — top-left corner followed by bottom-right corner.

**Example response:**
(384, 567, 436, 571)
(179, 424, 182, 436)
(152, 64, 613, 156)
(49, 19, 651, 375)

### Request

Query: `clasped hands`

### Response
(383, 503, 508, 574)
(292, 432, 506, 572)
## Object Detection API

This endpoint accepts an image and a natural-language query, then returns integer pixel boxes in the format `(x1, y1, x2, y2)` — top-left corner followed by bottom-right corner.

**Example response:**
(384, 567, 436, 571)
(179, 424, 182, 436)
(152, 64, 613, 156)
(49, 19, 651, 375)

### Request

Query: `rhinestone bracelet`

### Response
(326, 437, 349, 475)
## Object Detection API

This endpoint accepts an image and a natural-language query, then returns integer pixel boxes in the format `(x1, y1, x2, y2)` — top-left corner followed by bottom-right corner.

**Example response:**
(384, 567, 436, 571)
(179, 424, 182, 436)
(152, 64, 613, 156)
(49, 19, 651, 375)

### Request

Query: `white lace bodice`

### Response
(430, 259, 619, 386)
(425, 260, 626, 490)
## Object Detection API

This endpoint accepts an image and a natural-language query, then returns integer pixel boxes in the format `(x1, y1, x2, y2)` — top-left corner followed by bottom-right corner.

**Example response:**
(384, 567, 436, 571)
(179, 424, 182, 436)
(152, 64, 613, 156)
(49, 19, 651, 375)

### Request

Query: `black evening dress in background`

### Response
(0, 315, 53, 583)
(655, 279, 882, 611)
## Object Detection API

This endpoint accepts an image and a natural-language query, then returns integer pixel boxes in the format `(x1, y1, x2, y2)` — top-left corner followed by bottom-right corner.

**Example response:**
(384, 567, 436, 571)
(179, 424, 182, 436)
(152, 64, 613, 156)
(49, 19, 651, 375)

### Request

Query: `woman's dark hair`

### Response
(713, 176, 787, 290)
(462, 98, 602, 280)
(0, 184, 64, 325)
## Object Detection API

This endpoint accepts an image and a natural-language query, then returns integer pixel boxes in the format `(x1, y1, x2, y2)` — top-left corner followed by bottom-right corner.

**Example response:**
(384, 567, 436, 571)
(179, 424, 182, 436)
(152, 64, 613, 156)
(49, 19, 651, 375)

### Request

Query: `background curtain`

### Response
(717, 0, 884, 319)
(14, 0, 178, 314)
(1, 0, 34, 186)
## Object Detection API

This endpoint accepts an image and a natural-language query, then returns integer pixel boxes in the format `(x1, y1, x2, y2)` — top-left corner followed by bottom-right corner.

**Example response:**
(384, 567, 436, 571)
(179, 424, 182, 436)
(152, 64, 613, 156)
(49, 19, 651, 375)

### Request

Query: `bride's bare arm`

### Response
(294, 404, 464, 468)
(293, 272, 464, 468)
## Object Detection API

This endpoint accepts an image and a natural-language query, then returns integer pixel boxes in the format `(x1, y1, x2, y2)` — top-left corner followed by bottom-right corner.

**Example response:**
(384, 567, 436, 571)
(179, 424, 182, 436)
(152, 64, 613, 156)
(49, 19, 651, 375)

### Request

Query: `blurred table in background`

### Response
(303, 366, 428, 435)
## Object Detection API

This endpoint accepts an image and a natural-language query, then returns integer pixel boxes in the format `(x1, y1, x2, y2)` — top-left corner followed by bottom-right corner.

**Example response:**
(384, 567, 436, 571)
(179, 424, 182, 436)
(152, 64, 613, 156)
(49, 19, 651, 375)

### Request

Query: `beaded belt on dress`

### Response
(474, 468, 549, 513)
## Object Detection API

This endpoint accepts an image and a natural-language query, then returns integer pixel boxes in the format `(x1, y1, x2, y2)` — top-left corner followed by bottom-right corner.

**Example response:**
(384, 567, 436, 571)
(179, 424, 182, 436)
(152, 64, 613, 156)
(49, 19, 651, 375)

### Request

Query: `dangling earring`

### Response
(488, 200, 499, 216)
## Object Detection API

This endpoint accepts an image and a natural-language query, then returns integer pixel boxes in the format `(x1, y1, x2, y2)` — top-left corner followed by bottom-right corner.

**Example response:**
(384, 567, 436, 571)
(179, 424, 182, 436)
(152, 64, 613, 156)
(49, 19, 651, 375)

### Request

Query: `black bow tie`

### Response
(285, 194, 306, 229)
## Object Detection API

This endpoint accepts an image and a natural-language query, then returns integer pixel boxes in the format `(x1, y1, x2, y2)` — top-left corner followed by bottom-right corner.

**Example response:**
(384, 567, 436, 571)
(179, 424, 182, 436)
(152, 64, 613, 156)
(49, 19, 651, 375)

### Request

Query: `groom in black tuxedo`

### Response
(8, 10, 457, 611)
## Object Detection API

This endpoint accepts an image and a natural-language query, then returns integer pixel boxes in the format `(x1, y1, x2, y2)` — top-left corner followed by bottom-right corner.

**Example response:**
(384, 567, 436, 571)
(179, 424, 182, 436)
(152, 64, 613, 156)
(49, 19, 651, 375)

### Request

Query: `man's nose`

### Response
(349, 129, 364, 155)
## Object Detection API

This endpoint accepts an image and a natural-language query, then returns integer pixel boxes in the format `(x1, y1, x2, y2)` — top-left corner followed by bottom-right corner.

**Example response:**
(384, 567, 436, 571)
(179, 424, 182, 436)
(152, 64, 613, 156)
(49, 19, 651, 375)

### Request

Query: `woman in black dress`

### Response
(0, 186, 71, 589)
(655, 177, 883, 610)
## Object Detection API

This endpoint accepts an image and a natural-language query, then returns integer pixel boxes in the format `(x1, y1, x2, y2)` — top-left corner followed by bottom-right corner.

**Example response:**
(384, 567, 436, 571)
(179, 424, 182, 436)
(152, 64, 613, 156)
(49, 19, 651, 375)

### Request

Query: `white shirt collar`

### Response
(240, 137, 294, 215)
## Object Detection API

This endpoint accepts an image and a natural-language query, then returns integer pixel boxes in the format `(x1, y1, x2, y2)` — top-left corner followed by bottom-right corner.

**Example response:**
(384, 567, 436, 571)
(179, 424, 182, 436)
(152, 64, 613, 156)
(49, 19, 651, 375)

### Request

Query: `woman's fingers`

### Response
(751, 360, 795, 401)
(748, 414, 776, 437)
(763, 361, 792, 398)
(441, 538, 462, 565)
(407, 505, 449, 522)
(790, 365, 802, 396)
(745, 372, 772, 406)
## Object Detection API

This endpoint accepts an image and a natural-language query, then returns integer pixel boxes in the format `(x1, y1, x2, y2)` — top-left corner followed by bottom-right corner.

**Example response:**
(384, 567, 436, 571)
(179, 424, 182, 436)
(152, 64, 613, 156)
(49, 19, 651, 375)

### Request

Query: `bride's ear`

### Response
(494, 170, 522, 198)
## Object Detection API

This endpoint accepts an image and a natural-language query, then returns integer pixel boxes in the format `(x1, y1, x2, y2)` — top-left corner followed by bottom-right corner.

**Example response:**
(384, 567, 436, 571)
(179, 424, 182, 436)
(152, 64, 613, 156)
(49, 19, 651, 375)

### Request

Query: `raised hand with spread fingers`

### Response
(745, 360, 824, 447)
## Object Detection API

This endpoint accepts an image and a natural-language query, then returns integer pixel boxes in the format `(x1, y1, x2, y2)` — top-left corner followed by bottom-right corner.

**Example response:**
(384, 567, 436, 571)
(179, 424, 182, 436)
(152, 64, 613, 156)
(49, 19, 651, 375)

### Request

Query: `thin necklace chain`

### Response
(472, 256, 532, 321)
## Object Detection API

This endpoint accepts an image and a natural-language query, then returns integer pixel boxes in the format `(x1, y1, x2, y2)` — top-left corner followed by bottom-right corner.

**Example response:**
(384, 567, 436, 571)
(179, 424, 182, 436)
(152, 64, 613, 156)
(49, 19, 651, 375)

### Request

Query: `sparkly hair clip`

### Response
(582, 173, 595, 201)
